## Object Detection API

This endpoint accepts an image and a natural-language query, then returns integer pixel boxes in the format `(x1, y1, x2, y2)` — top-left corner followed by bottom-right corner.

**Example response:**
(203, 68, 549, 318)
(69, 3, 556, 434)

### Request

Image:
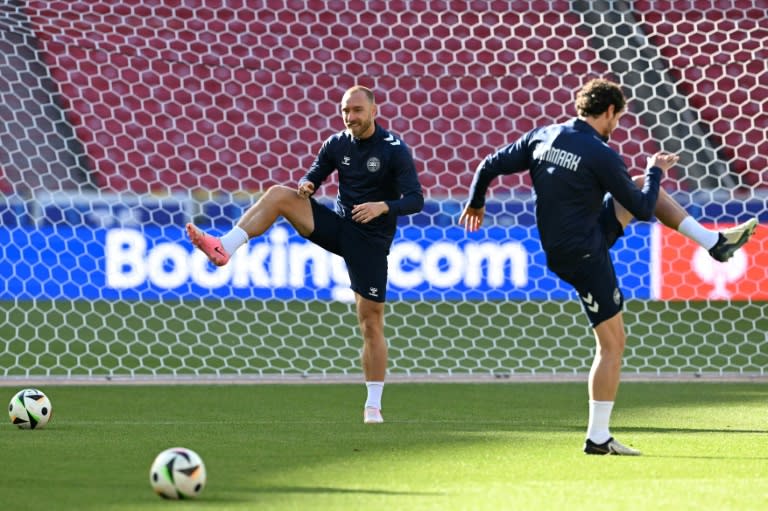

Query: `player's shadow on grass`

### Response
(644, 454, 768, 460)
(558, 424, 765, 435)
(562, 424, 765, 435)
(251, 486, 445, 497)
(619, 425, 766, 434)
(585, 425, 768, 460)
(206, 487, 446, 505)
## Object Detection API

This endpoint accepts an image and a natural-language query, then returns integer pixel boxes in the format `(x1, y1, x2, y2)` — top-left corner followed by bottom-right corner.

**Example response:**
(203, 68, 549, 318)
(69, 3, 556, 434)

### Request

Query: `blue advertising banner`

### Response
(0, 222, 653, 301)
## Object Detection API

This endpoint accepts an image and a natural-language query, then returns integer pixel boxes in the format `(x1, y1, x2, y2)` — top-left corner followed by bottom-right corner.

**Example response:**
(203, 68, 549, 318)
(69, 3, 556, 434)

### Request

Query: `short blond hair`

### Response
(343, 85, 375, 104)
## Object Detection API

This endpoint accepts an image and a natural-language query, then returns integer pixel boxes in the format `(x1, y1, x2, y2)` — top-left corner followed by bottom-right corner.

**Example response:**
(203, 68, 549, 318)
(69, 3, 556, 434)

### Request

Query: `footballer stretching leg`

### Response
(616, 176, 758, 264)
(186, 185, 315, 267)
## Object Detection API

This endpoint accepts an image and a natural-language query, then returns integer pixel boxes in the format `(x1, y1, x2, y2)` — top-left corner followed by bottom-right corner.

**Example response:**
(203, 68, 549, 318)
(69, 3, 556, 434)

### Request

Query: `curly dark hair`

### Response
(575, 78, 626, 117)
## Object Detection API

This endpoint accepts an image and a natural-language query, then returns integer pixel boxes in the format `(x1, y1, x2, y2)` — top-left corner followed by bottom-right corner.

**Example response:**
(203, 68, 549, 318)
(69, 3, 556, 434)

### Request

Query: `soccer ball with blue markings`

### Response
(149, 447, 207, 499)
(8, 388, 53, 429)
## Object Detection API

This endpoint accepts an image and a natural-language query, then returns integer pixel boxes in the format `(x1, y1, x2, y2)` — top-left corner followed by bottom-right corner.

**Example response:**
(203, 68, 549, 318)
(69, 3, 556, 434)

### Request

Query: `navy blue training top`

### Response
(301, 123, 424, 241)
(468, 118, 662, 262)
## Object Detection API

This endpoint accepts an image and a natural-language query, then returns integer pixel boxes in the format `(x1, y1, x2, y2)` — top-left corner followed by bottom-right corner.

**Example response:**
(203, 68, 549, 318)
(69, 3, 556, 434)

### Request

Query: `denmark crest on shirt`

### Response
(366, 157, 381, 173)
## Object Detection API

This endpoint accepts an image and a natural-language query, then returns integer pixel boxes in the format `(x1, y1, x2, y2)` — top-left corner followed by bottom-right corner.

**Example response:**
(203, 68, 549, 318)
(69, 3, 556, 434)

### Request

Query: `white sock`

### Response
(220, 226, 249, 255)
(586, 400, 614, 444)
(677, 216, 719, 249)
(365, 381, 384, 409)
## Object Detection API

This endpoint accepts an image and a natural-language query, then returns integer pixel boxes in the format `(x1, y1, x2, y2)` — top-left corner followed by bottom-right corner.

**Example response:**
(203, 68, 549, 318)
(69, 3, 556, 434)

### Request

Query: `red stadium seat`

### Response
(634, 1, 767, 191)
(17, 0, 763, 197)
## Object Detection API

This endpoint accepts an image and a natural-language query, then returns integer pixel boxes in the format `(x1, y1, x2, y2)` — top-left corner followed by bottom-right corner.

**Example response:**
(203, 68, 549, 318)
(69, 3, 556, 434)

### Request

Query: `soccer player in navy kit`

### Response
(187, 85, 424, 424)
(460, 78, 757, 455)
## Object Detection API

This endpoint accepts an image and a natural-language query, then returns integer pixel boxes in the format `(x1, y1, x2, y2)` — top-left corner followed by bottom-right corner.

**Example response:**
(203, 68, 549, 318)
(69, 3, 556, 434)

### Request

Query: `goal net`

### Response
(1, 1, 766, 381)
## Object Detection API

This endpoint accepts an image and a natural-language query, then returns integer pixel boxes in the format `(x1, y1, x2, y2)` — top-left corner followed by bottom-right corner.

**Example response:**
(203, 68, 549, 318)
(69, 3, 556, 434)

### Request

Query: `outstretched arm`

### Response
(460, 133, 531, 230)
(458, 205, 486, 232)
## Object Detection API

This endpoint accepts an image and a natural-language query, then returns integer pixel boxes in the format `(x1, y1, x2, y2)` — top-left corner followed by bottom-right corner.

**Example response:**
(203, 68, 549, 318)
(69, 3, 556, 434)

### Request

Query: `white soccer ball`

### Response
(8, 388, 53, 429)
(149, 447, 207, 499)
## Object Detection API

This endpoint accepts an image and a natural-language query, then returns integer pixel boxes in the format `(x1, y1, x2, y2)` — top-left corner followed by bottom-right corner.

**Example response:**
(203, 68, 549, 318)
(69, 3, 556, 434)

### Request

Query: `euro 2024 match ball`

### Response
(8, 388, 53, 429)
(149, 447, 207, 499)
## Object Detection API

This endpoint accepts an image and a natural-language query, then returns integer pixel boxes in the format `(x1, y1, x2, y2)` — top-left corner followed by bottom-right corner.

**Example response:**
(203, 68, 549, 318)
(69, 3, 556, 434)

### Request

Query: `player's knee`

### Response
(357, 304, 384, 334)
(595, 334, 626, 359)
(593, 313, 627, 356)
(359, 309, 383, 327)
(262, 185, 301, 213)
(263, 184, 294, 203)
(600, 339, 625, 356)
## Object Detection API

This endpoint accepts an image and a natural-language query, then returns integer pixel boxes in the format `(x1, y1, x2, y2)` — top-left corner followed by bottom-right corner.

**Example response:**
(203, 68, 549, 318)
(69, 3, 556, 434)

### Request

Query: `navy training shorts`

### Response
(549, 196, 626, 327)
(305, 198, 390, 303)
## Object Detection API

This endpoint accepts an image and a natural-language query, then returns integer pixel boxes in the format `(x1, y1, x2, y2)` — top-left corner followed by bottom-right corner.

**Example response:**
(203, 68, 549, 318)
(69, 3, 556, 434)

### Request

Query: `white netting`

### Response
(1, 0, 766, 379)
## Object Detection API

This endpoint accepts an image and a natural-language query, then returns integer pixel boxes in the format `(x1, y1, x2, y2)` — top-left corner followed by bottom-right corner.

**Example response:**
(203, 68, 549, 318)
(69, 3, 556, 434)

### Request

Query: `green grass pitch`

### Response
(1, 382, 766, 510)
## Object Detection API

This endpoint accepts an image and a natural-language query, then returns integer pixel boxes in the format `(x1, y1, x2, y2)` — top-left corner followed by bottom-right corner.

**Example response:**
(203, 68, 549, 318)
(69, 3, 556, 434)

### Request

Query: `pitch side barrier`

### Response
(1, 195, 765, 302)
